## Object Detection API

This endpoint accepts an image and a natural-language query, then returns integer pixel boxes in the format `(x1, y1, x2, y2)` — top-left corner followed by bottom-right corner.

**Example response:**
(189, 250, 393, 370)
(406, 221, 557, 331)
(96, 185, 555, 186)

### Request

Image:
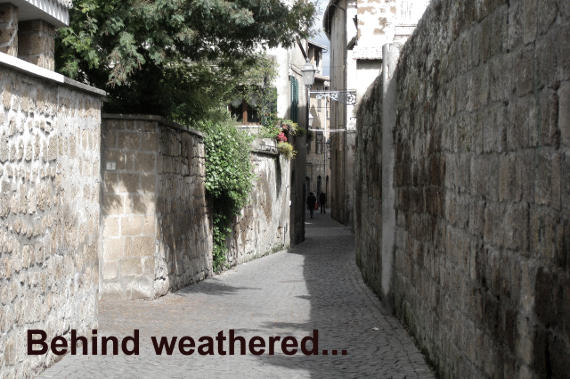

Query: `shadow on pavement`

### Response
(252, 212, 433, 378)
(175, 279, 262, 296)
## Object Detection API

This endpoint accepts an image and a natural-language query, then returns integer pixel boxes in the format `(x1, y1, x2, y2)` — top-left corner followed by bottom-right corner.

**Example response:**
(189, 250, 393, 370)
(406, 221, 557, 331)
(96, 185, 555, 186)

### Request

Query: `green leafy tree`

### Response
(56, 0, 315, 119)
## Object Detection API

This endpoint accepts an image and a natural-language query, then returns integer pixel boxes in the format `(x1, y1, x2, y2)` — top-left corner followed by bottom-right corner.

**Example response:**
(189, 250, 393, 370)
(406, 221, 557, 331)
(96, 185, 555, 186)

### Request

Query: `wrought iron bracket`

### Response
(309, 90, 357, 105)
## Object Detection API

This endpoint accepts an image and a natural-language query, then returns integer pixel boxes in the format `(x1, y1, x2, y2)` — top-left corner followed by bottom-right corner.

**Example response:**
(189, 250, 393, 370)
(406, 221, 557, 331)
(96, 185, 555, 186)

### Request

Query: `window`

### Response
(229, 87, 276, 125)
(229, 100, 260, 124)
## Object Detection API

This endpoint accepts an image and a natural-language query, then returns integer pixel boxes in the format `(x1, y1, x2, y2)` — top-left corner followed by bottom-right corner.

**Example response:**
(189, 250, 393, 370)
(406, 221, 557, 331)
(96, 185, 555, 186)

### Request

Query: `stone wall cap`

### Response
(251, 138, 278, 156)
(101, 114, 204, 139)
(0, 52, 106, 96)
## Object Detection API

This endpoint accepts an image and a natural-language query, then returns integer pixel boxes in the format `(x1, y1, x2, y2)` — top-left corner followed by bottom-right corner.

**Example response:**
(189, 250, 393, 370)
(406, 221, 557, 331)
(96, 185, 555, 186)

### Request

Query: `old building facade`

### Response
(306, 41, 331, 202)
(323, 0, 429, 226)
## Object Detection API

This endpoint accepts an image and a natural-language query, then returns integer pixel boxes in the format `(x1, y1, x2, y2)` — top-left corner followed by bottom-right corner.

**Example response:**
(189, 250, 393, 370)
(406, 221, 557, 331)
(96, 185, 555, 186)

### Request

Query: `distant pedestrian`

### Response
(307, 192, 317, 219)
(319, 192, 327, 214)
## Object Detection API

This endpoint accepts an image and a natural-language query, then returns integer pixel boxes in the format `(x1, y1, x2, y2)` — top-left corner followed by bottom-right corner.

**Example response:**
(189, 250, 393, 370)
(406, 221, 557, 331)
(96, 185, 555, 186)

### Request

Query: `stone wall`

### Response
(0, 57, 103, 377)
(101, 115, 212, 300)
(326, 0, 430, 229)
(227, 139, 291, 265)
(355, 0, 570, 377)
(355, 75, 384, 296)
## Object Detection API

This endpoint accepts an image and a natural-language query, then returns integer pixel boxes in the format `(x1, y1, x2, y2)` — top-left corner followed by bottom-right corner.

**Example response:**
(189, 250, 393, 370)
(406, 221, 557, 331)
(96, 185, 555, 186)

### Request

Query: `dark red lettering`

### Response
(27, 330, 48, 355)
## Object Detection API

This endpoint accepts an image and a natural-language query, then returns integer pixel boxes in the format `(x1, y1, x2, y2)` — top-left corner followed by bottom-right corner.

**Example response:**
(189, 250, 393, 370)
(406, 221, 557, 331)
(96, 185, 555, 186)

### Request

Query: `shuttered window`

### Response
(290, 76, 299, 123)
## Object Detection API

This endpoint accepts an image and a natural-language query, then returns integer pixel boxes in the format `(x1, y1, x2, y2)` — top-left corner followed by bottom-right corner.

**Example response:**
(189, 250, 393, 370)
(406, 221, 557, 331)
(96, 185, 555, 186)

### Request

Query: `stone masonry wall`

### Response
(355, 76, 384, 296)
(0, 62, 102, 377)
(355, 0, 569, 378)
(227, 139, 291, 266)
(101, 115, 212, 300)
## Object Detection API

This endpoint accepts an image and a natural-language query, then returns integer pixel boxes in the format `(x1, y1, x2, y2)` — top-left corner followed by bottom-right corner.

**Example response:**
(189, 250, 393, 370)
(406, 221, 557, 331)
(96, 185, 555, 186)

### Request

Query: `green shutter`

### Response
(290, 76, 298, 123)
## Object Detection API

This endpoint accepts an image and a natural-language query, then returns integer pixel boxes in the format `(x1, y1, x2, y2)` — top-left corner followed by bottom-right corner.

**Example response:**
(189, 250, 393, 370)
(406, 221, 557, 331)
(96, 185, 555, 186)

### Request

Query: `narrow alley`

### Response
(39, 214, 434, 378)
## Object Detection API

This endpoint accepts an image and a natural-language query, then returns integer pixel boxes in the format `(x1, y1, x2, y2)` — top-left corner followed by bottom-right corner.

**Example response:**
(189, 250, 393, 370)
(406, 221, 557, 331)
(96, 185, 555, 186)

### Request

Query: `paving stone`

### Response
(40, 214, 434, 378)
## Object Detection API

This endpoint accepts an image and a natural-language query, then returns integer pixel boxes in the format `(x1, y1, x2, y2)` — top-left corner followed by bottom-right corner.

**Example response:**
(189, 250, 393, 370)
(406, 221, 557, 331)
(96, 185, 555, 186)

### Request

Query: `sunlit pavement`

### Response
(40, 213, 434, 378)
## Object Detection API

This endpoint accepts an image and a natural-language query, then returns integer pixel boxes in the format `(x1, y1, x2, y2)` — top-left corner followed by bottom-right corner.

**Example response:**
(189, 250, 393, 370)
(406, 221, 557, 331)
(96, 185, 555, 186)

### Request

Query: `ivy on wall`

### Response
(195, 116, 254, 272)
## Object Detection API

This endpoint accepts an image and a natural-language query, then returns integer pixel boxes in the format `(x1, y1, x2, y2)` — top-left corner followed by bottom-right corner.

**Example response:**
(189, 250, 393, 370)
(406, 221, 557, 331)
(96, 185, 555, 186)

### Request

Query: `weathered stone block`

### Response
(503, 204, 529, 250)
(103, 216, 120, 238)
(534, 152, 553, 206)
(537, 0, 558, 36)
(0, 3, 18, 56)
(562, 153, 570, 212)
(102, 129, 118, 148)
(135, 152, 155, 172)
(499, 154, 521, 202)
(556, 26, 570, 83)
(18, 20, 55, 70)
(536, 34, 559, 90)
(558, 82, 570, 148)
(103, 238, 124, 261)
(104, 172, 139, 194)
(140, 173, 155, 192)
(121, 216, 144, 236)
(102, 194, 124, 215)
(102, 262, 118, 281)
(515, 46, 535, 97)
(530, 206, 561, 260)
(120, 258, 143, 277)
(508, 96, 530, 150)
(507, 0, 523, 51)
(117, 131, 140, 150)
(538, 89, 560, 147)
(125, 236, 155, 258)
(140, 132, 158, 151)
(522, 0, 537, 44)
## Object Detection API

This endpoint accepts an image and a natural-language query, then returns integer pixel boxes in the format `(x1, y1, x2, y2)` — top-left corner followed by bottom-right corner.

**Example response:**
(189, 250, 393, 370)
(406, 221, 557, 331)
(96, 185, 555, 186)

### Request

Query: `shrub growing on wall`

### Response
(195, 116, 254, 271)
(261, 117, 303, 159)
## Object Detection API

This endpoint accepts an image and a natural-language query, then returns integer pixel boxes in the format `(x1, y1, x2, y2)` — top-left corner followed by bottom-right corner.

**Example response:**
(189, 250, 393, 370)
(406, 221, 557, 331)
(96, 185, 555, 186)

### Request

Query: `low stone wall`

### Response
(100, 115, 212, 299)
(355, 0, 569, 378)
(227, 138, 291, 265)
(0, 55, 103, 377)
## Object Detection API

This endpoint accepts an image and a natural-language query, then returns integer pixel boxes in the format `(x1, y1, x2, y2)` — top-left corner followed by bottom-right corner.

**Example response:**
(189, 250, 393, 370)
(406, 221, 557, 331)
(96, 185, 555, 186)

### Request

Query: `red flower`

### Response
(277, 132, 288, 142)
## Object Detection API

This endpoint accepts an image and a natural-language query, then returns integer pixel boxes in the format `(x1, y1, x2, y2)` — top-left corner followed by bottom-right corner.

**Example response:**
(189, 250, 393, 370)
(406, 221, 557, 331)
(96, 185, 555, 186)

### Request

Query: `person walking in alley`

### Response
(307, 192, 317, 219)
(319, 192, 327, 214)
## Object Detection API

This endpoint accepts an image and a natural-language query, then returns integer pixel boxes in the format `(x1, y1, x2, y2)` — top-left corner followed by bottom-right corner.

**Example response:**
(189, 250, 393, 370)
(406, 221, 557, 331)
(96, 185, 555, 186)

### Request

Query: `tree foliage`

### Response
(56, 0, 315, 119)
(55, 0, 315, 271)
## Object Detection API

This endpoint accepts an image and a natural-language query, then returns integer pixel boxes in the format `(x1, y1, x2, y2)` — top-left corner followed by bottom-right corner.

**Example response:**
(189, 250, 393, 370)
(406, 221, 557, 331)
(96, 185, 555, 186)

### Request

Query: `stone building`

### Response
(228, 40, 311, 244)
(306, 41, 332, 200)
(0, 0, 72, 70)
(323, 0, 429, 226)
(0, 0, 106, 376)
(270, 41, 309, 244)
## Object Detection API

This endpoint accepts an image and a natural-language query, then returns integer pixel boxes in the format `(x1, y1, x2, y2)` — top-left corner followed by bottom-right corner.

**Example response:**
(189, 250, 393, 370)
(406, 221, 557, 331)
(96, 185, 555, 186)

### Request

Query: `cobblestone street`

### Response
(40, 214, 434, 378)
